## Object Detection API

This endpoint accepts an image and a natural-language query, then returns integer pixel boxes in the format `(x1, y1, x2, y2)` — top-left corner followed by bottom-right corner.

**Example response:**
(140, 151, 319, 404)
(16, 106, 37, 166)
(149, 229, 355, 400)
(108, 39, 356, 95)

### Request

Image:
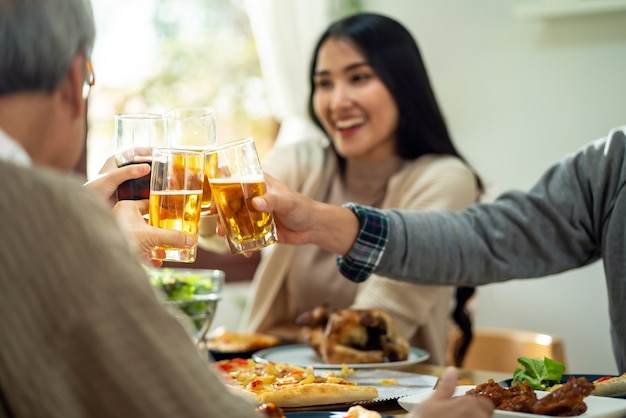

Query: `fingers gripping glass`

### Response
(82, 58, 95, 99)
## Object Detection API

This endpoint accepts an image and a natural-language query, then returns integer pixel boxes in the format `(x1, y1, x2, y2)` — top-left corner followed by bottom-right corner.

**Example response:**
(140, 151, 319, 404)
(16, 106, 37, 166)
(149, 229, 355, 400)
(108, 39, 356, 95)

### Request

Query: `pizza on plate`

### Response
(206, 329, 281, 353)
(213, 358, 378, 408)
(591, 373, 626, 396)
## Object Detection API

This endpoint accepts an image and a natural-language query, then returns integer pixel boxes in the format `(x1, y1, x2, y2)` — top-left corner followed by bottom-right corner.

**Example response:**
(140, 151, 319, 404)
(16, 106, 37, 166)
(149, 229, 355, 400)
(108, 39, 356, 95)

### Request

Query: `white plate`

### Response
(285, 412, 395, 418)
(398, 385, 626, 418)
(252, 344, 429, 369)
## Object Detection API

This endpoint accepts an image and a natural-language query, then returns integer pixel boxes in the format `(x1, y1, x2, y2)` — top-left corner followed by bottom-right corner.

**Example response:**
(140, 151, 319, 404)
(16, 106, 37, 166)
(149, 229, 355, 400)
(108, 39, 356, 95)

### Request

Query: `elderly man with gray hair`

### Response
(0, 0, 254, 416)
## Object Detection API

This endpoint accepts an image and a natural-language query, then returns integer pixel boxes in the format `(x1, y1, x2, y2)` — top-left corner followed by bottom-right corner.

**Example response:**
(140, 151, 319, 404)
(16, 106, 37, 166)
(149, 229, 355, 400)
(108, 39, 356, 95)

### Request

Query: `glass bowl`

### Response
(147, 267, 225, 345)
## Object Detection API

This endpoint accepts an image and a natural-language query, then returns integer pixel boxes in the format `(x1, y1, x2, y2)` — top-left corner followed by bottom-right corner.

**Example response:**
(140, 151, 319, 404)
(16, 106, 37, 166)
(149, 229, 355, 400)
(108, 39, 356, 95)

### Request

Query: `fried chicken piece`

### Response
(466, 379, 534, 409)
(531, 377, 595, 416)
(256, 402, 285, 418)
(465, 377, 594, 416)
(297, 307, 410, 364)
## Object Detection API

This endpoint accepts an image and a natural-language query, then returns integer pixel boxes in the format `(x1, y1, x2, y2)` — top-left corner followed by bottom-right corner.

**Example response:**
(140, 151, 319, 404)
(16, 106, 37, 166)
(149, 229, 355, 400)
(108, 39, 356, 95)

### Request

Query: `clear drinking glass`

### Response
(149, 148, 205, 263)
(165, 106, 217, 215)
(207, 137, 278, 254)
(114, 113, 166, 200)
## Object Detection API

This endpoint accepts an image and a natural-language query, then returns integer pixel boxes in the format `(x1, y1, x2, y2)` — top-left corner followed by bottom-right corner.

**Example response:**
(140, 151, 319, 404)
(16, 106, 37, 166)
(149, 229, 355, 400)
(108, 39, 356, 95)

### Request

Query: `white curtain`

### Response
(243, 0, 331, 146)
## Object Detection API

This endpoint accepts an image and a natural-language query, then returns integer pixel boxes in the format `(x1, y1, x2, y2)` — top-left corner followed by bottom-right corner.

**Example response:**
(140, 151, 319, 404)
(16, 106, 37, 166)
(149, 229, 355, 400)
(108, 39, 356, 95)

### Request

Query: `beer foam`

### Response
(209, 176, 265, 184)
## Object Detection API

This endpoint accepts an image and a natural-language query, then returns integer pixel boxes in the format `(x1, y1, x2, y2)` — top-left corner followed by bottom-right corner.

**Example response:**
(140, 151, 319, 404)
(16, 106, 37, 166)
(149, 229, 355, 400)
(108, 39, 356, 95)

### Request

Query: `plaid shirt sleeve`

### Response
(336, 203, 389, 283)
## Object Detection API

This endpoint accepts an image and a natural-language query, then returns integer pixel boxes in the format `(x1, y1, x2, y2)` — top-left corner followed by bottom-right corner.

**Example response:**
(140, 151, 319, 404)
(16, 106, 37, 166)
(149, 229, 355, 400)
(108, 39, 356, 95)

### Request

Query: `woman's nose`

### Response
(329, 83, 353, 110)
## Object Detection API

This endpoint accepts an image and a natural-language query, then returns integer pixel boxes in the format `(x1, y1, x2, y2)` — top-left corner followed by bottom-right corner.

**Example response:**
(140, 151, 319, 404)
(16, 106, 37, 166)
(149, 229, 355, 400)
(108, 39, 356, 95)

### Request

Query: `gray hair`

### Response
(0, 0, 96, 95)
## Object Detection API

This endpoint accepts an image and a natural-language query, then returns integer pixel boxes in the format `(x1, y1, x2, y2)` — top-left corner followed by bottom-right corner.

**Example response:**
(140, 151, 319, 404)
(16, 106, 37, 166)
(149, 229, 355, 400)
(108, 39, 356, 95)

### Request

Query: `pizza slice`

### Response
(207, 329, 281, 353)
(213, 358, 378, 408)
(591, 373, 626, 397)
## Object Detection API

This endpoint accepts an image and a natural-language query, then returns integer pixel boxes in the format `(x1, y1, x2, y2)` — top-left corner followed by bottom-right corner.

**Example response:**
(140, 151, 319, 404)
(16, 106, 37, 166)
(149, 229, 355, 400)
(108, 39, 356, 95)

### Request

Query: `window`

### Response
(87, 0, 276, 179)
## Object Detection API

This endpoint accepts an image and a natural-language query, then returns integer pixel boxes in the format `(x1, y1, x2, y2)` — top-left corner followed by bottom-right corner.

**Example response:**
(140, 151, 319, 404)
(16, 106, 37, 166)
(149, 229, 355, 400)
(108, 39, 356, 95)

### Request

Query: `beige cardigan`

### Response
(236, 138, 479, 365)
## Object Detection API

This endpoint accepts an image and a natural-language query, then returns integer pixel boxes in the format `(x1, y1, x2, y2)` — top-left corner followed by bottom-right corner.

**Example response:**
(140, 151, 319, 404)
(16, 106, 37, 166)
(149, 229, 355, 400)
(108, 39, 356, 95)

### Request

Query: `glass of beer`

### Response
(149, 148, 205, 263)
(207, 137, 278, 254)
(114, 113, 167, 200)
(165, 106, 216, 215)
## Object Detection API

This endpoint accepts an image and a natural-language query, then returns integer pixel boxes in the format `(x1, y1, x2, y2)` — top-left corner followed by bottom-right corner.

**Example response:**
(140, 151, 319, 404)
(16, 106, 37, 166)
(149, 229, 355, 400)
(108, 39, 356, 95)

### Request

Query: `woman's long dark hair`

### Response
(451, 286, 475, 367)
(308, 14, 481, 362)
(307, 12, 483, 191)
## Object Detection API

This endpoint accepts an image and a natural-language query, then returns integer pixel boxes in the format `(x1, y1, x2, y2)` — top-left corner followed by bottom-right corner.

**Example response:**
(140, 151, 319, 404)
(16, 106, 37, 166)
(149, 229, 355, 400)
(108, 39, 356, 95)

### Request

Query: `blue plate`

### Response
(499, 374, 626, 399)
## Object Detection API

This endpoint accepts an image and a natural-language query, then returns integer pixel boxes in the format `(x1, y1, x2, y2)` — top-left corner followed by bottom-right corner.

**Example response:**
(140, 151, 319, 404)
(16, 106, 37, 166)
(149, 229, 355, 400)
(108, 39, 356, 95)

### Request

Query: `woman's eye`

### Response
(314, 79, 332, 89)
(351, 73, 371, 83)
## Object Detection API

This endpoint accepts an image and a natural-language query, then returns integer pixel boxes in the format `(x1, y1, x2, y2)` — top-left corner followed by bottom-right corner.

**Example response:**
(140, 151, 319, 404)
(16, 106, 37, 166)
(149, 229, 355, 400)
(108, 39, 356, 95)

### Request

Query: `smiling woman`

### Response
(236, 13, 484, 368)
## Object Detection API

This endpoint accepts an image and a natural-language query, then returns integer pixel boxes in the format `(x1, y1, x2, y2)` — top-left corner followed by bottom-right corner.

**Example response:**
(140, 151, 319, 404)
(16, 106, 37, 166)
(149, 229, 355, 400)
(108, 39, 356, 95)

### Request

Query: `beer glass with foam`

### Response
(114, 113, 166, 200)
(207, 137, 278, 253)
(165, 106, 217, 215)
(149, 148, 205, 263)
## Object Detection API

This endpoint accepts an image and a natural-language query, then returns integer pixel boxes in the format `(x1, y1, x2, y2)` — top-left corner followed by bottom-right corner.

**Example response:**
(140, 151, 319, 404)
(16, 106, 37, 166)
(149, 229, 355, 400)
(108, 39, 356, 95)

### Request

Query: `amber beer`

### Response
(149, 190, 203, 260)
(149, 148, 204, 263)
(209, 177, 277, 252)
(200, 168, 212, 212)
(186, 148, 213, 214)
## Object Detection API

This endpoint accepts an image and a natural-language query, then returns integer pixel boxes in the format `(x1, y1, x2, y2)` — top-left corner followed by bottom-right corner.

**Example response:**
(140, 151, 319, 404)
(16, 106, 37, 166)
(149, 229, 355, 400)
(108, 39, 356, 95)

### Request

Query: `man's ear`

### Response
(58, 55, 87, 119)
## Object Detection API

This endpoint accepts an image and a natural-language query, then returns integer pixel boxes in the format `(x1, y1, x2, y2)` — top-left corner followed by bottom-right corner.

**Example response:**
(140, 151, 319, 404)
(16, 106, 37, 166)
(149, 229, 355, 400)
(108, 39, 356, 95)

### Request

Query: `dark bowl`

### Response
(208, 349, 258, 361)
(499, 374, 626, 399)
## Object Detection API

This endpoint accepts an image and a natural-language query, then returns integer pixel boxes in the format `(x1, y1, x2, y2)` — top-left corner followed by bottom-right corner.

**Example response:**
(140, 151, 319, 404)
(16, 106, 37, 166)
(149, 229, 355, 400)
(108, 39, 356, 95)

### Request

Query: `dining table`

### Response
(370, 363, 511, 415)
(279, 361, 512, 416)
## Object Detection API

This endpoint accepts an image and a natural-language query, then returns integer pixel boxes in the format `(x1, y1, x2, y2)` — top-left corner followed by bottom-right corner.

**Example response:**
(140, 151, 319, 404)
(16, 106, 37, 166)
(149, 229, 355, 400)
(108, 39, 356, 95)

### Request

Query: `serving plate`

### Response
(398, 385, 626, 418)
(252, 344, 429, 370)
(499, 375, 626, 399)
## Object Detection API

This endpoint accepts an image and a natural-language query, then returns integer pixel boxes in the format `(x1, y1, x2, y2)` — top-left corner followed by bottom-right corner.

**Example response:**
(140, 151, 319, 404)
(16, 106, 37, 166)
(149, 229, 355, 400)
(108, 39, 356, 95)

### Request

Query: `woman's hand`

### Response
(112, 200, 195, 267)
(84, 156, 150, 204)
(409, 368, 494, 418)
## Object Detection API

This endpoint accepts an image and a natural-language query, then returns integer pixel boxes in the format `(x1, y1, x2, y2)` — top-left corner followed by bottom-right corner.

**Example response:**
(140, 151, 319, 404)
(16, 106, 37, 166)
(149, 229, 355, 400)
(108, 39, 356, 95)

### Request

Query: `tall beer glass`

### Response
(114, 113, 166, 200)
(165, 106, 216, 215)
(207, 137, 277, 254)
(149, 148, 205, 263)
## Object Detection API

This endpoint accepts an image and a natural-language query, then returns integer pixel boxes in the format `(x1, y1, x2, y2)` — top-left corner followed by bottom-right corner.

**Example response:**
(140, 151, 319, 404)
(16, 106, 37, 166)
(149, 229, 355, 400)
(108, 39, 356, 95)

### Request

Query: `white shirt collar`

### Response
(0, 127, 32, 167)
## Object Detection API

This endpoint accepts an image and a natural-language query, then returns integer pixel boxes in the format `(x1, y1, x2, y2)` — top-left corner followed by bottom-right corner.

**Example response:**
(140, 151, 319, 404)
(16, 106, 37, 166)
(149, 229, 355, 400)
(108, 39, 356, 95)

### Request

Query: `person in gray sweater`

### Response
(254, 125, 626, 373)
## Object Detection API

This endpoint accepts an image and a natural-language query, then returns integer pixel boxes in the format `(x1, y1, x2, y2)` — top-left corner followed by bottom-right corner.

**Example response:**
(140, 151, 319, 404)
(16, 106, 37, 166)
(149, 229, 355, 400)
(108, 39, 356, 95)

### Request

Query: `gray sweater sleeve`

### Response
(376, 127, 626, 287)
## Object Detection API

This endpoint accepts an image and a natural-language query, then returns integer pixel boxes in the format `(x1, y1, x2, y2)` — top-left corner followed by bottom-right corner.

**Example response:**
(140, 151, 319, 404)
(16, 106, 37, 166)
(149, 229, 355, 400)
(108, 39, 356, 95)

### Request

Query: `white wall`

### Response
(362, 0, 626, 374)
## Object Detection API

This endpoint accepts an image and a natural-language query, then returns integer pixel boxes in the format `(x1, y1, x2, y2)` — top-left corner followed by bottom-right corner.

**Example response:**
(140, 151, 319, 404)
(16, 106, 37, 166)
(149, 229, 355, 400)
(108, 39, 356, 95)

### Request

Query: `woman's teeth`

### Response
(335, 117, 365, 129)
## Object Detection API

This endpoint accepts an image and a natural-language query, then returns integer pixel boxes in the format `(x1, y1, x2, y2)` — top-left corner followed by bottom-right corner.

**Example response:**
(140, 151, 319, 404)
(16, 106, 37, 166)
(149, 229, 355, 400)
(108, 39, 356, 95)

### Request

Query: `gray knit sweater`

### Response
(0, 161, 257, 417)
(377, 126, 626, 373)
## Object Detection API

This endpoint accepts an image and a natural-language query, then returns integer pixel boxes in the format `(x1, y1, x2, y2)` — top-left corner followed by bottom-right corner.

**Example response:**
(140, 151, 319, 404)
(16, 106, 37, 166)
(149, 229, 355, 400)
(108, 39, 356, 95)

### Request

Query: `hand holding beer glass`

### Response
(114, 113, 166, 200)
(149, 148, 205, 263)
(165, 106, 216, 215)
(207, 137, 278, 253)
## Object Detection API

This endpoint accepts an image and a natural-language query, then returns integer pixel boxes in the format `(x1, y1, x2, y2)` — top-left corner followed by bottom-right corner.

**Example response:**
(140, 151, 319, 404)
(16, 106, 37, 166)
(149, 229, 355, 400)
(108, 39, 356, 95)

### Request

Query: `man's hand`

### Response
(251, 173, 359, 255)
(84, 156, 150, 204)
(250, 173, 318, 246)
(409, 368, 494, 418)
(112, 200, 194, 266)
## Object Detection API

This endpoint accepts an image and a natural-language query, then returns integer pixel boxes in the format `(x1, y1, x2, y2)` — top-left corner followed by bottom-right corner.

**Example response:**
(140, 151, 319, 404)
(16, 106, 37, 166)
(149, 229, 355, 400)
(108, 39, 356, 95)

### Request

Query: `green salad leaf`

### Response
(512, 356, 566, 390)
(149, 269, 215, 301)
(146, 267, 217, 330)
